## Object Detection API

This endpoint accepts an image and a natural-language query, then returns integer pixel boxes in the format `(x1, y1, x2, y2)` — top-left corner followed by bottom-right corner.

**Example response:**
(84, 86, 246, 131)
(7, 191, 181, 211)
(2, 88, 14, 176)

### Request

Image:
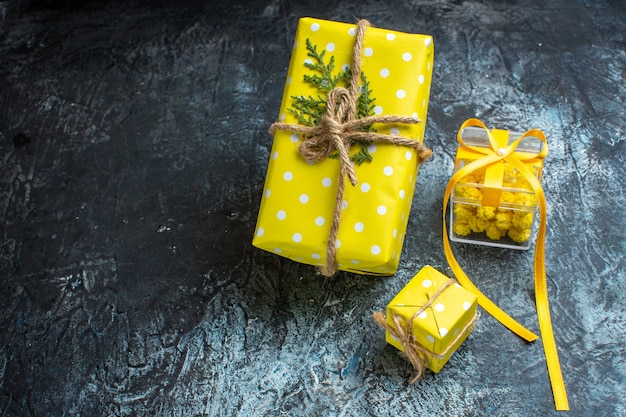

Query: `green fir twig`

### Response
(302, 39, 349, 92)
(289, 39, 378, 165)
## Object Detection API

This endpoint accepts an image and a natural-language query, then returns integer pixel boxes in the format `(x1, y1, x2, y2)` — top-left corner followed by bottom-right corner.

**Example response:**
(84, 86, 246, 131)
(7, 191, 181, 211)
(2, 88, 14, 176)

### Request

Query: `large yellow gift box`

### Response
(253, 17, 434, 275)
(375, 266, 478, 379)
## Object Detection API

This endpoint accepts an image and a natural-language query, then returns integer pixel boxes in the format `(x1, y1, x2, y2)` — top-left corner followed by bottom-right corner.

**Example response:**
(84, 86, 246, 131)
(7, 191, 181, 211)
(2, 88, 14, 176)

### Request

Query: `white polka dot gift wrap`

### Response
(253, 17, 434, 275)
(383, 265, 478, 373)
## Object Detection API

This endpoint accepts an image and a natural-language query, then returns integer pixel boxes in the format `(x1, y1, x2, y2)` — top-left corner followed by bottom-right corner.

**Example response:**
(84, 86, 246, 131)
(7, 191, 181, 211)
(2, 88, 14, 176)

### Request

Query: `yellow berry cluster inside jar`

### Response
(449, 126, 545, 250)
(452, 163, 538, 247)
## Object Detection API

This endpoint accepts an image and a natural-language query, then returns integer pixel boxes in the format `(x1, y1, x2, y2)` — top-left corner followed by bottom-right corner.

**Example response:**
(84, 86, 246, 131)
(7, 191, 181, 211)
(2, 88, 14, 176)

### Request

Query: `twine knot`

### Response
(298, 87, 359, 186)
(373, 278, 478, 383)
(269, 19, 432, 276)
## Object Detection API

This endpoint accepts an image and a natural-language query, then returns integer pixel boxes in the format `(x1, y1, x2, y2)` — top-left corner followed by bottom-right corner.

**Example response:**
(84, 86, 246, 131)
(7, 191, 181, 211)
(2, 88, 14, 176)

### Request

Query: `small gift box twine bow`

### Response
(373, 278, 477, 383)
(269, 19, 432, 276)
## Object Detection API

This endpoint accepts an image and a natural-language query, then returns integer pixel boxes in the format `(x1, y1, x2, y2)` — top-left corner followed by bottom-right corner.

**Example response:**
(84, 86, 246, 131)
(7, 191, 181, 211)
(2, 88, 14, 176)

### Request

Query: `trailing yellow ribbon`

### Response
(443, 118, 569, 411)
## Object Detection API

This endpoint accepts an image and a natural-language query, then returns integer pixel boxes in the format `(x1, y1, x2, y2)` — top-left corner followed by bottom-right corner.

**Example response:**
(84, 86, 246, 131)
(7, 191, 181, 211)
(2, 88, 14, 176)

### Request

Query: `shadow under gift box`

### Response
(450, 126, 546, 250)
(253, 17, 434, 275)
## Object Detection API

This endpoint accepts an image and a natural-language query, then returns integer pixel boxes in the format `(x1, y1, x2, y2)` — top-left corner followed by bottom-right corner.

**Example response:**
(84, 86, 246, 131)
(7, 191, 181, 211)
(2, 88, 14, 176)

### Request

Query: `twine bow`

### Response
(373, 278, 478, 383)
(443, 118, 569, 411)
(269, 19, 432, 276)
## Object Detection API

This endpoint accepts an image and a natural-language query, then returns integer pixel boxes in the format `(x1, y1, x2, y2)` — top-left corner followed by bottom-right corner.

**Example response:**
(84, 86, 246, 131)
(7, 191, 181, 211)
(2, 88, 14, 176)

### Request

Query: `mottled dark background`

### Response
(1, 0, 624, 416)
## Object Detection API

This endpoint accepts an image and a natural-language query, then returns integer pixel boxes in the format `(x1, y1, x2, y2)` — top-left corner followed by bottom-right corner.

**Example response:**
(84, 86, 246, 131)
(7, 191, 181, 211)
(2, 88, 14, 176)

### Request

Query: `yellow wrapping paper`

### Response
(384, 266, 478, 373)
(253, 17, 434, 275)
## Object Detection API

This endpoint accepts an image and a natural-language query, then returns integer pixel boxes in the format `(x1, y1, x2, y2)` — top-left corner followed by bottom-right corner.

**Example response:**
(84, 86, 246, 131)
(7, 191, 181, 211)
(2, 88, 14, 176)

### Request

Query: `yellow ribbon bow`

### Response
(443, 118, 569, 411)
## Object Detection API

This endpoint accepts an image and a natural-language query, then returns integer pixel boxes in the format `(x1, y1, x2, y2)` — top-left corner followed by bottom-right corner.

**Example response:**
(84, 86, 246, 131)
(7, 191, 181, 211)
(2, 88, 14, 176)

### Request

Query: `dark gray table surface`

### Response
(1, 0, 624, 416)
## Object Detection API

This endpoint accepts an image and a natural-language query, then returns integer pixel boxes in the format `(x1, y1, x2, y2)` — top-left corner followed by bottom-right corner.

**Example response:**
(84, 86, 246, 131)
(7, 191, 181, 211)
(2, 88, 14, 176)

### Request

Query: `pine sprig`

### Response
(289, 95, 327, 126)
(356, 73, 376, 121)
(350, 72, 376, 164)
(289, 39, 378, 165)
(352, 141, 373, 165)
(302, 39, 349, 91)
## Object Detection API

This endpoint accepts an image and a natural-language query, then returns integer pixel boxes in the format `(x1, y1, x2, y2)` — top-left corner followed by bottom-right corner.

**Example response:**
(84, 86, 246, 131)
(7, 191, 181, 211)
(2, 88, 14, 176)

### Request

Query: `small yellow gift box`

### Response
(449, 120, 548, 250)
(253, 17, 434, 275)
(374, 266, 478, 380)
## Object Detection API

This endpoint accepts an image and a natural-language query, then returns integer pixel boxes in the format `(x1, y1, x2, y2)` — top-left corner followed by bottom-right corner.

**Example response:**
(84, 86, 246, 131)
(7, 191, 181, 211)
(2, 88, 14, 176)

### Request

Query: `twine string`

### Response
(268, 19, 432, 276)
(373, 279, 478, 383)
